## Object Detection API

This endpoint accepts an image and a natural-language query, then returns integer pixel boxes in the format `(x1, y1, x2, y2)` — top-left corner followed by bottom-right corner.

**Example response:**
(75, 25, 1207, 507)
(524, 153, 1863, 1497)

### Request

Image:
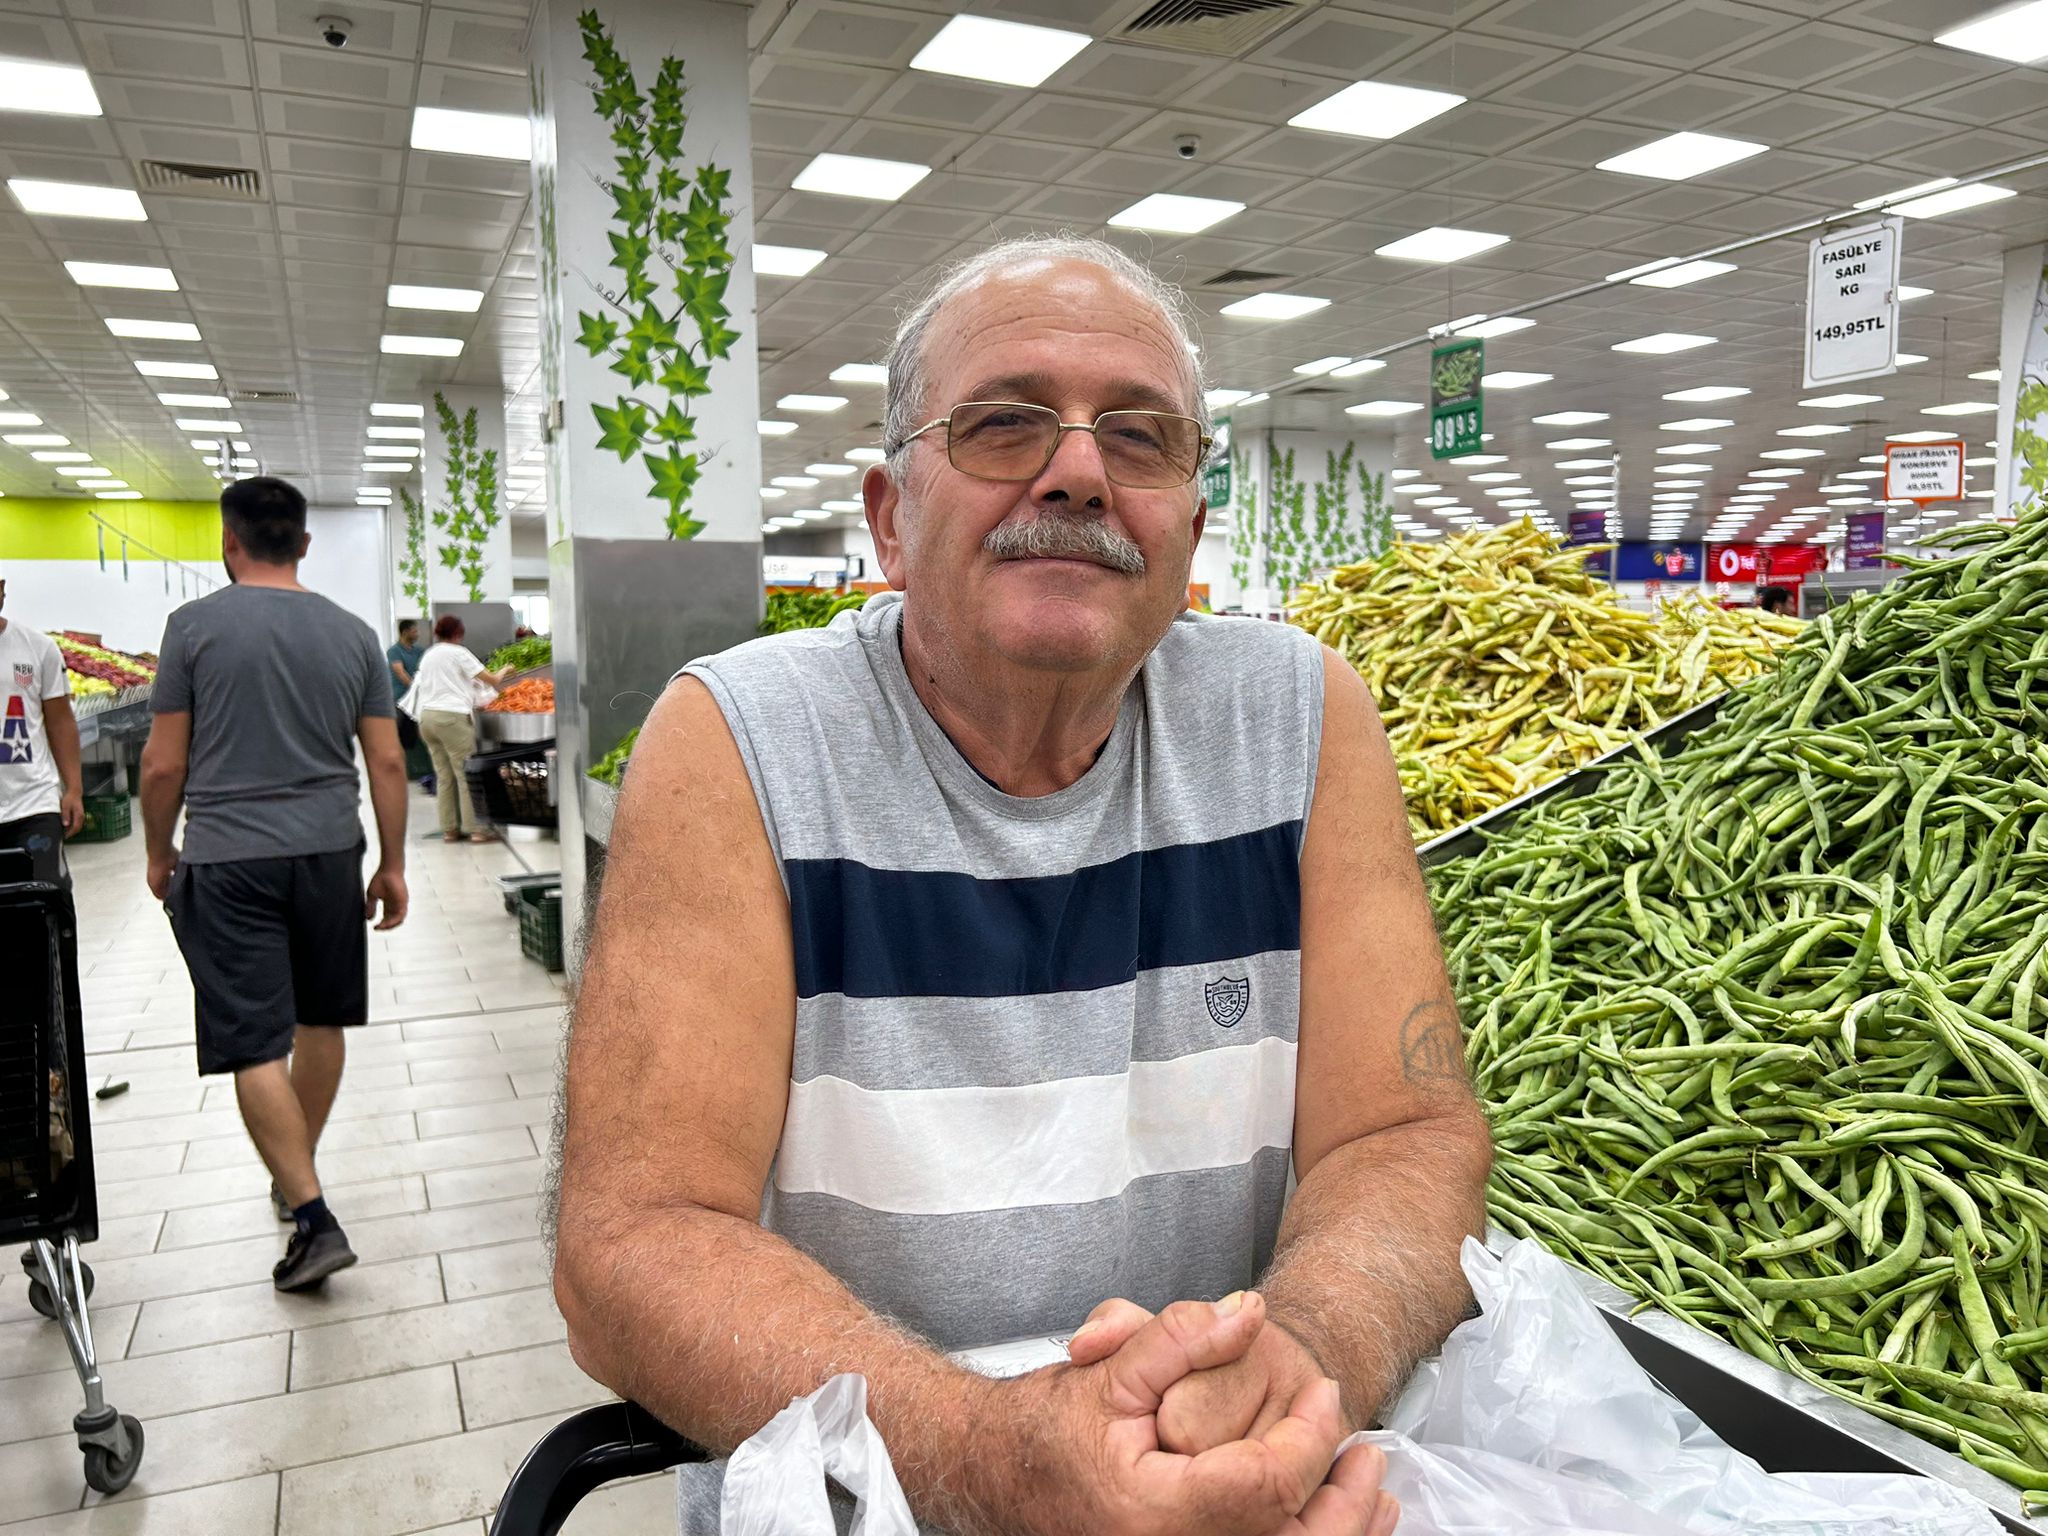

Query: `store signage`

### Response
(1885, 439, 1965, 505)
(1615, 541, 1703, 582)
(1202, 416, 1232, 508)
(1709, 543, 1762, 582)
(1804, 216, 1903, 389)
(1429, 338, 1484, 459)
(1846, 510, 1889, 570)
(1708, 543, 1827, 582)
(1568, 510, 1607, 545)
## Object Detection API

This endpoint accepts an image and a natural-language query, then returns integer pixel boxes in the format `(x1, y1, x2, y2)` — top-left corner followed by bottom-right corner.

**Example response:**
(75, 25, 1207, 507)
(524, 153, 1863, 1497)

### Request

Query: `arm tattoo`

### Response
(1399, 999, 1466, 1086)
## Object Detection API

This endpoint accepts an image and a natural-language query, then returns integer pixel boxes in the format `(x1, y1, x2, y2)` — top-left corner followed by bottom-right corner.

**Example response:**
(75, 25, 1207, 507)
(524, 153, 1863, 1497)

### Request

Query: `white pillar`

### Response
(1997, 244, 2046, 520)
(422, 386, 511, 604)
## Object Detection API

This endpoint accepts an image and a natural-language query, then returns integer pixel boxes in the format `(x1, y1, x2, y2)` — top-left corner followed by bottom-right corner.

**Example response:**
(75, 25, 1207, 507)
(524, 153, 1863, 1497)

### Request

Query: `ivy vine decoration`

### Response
(1227, 444, 1255, 592)
(431, 391, 501, 602)
(1358, 465, 1393, 556)
(399, 484, 429, 617)
(572, 9, 738, 540)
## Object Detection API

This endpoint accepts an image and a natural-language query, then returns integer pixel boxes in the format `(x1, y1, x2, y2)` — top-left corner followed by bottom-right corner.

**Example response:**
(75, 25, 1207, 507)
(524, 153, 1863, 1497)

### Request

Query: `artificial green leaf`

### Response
(615, 183, 654, 225)
(649, 124, 682, 161)
(607, 229, 650, 272)
(648, 398, 695, 444)
(665, 512, 705, 541)
(682, 229, 728, 269)
(654, 210, 685, 245)
(657, 352, 710, 396)
(438, 545, 461, 569)
(643, 446, 700, 512)
(626, 303, 679, 354)
(596, 80, 644, 118)
(617, 152, 649, 184)
(622, 268, 658, 307)
(656, 167, 685, 202)
(610, 120, 644, 152)
(698, 317, 739, 361)
(611, 346, 656, 387)
(592, 399, 648, 461)
(696, 165, 731, 203)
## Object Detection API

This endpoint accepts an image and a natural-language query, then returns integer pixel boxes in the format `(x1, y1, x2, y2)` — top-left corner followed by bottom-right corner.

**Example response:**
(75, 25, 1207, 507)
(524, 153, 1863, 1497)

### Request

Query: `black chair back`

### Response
(489, 1400, 704, 1536)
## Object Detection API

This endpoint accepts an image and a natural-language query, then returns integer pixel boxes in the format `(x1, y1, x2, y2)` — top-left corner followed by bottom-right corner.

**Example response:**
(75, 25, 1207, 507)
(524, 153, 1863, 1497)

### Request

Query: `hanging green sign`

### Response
(1202, 415, 1232, 507)
(1430, 338, 1484, 460)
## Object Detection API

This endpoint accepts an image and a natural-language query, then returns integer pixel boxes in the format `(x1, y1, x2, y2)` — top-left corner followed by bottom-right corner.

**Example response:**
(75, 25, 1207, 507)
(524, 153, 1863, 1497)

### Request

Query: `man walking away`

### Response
(0, 572, 86, 884)
(140, 478, 410, 1291)
(387, 618, 433, 788)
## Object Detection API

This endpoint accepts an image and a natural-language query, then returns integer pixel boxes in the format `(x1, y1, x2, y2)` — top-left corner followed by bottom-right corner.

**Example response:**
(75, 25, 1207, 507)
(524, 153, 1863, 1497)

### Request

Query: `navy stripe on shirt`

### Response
(784, 821, 1303, 1000)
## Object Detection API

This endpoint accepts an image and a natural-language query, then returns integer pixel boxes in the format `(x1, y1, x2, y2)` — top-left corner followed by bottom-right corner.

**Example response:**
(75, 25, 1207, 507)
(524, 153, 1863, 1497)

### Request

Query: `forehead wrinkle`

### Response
(958, 372, 1189, 417)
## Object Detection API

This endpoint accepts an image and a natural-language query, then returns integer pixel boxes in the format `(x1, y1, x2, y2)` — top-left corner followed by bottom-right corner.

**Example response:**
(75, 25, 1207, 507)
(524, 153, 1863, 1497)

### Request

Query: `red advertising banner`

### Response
(1707, 544, 1827, 581)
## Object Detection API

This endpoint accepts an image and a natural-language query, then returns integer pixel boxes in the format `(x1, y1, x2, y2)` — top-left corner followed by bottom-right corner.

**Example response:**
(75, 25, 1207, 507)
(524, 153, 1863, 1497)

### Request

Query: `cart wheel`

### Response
(27, 1277, 56, 1319)
(82, 1416, 144, 1494)
(79, 1261, 94, 1299)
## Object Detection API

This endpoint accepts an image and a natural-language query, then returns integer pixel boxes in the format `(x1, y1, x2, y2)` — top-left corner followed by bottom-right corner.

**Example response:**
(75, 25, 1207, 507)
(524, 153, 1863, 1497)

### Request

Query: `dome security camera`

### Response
(1173, 134, 1201, 160)
(317, 14, 352, 47)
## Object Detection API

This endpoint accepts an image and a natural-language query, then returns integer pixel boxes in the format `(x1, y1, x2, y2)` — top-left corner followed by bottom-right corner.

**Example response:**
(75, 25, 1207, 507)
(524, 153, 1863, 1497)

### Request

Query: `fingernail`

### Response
(1068, 1319, 1100, 1344)
(1321, 1377, 1344, 1415)
(1215, 1289, 1245, 1316)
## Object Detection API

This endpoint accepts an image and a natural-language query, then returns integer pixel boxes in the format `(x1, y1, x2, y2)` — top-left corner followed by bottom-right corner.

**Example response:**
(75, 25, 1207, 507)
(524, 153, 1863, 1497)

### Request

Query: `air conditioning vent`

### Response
(1205, 268, 1285, 287)
(137, 160, 263, 201)
(1120, 0, 1298, 56)
(230, 389, 298, 403)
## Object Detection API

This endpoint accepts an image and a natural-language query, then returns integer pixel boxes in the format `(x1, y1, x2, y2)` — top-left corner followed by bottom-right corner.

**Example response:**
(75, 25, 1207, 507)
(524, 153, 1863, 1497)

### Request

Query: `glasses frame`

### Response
(899, 400, 1213, 489)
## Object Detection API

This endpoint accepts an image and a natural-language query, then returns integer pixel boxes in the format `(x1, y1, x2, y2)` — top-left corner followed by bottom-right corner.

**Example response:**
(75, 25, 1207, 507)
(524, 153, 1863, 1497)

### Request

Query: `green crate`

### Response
(73, 793, 131, 843)
(517, 883, 563, 972)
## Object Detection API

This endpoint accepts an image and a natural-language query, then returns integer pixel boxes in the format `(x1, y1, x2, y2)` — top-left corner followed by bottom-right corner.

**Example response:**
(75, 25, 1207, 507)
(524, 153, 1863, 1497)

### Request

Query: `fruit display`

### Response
(67, 674, 117, 700)
(55, 633, 154, 692)
(590, 727, 638, 786)
(484, 678, 554, 714)
(761, 589, 870, 634)
(1433, 509, 2048, 1501)
(1289, 522, 1803, 838)
(488, 635, 552, 671)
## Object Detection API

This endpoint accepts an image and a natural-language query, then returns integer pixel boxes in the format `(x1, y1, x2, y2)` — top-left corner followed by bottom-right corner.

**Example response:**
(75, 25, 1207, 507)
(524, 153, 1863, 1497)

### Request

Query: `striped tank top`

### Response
(681, 591, 1325, 1351)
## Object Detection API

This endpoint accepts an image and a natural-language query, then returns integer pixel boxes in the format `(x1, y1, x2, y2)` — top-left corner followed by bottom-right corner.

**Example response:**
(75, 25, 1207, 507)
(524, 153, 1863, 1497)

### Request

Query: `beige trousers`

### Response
(417, 709, 480, 835)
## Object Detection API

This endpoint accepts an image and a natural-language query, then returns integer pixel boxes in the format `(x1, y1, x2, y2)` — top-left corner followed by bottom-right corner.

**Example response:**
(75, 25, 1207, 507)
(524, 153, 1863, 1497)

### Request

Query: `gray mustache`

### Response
(982, 513, 1147, 575)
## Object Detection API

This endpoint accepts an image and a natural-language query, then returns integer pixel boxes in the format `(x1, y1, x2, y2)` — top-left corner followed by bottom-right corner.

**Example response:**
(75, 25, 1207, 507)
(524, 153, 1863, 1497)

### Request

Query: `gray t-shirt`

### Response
(152, 585, 393, 864)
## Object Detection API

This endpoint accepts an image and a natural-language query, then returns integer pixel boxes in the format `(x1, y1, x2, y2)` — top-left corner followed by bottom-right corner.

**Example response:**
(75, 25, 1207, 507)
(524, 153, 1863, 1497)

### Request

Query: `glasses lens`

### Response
(1096, 412, 1201, 488)
(947, 403, 1059, 480)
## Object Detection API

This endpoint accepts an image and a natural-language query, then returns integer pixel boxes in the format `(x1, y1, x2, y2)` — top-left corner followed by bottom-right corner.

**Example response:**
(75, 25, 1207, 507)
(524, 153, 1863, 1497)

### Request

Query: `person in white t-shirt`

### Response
(0, 577, 86, 885)
(404, 615, 512, 843)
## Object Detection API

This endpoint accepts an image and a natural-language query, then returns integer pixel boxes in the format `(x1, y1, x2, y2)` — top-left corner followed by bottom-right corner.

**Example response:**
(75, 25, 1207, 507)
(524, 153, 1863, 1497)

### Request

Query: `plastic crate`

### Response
(72, 795, 130, 844)
(464, 741, 557, 829)
(517, 883, 563, 971)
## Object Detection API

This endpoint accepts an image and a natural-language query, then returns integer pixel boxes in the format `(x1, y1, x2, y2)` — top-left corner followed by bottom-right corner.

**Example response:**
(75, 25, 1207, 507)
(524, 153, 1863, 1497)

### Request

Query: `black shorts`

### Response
(165, 845, 369, 1075)
(0, 812, 67, 888)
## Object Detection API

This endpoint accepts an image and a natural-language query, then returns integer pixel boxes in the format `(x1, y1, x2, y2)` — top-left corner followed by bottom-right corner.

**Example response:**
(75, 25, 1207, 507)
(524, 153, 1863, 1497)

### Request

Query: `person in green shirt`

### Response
(387, 619, 432, 786)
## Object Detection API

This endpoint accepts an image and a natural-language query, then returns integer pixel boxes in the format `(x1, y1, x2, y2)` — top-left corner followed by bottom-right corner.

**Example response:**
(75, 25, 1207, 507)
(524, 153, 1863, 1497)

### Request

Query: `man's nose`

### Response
(1032, 423, 1111, 508)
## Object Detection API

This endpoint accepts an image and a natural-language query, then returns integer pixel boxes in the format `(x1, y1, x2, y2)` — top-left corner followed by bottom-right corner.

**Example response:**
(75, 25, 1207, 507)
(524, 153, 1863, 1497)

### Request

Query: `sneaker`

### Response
(270, 1183, 291, 1223)
(273, 1225, 357, 1292)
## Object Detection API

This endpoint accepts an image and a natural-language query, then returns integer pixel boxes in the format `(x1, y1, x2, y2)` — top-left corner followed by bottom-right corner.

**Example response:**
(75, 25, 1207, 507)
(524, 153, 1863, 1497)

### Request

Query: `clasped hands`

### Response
(1001, 1289, 1397, 1535)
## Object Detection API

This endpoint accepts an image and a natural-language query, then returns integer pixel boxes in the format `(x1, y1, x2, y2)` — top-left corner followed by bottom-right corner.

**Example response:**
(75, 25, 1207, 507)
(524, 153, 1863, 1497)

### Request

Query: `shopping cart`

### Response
(2, 859, 145, 1493)
(490, 1399, 702, 1535)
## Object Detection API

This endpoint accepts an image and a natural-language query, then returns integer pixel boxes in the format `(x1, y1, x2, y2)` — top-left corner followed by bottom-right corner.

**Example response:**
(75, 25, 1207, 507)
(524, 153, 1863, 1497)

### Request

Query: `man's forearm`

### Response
(365, 751, 408, 868)
(1259, 1111, 1492, 1427)
(139, 765, 185, 860)
(559, 1198, 1018, 1531)
(47, 710, 81, 798)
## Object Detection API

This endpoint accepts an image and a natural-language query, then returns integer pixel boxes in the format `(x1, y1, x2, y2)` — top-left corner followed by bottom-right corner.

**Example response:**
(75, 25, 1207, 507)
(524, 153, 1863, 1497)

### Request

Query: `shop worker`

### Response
(557, 237, 1492, 1535)
(388, 617, 434, 787)
(0, 572, 86, 886)
(1758, 584, 1795, 618)
(141, 477, 411, 1293)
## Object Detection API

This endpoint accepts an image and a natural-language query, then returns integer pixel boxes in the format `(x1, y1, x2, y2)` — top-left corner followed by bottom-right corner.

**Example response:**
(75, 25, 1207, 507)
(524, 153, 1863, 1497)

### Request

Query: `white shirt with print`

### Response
(0, 620, 69, 824)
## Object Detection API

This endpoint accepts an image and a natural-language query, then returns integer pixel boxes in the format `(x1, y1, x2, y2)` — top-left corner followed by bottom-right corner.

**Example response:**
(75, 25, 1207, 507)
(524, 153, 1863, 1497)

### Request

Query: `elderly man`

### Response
(555, 235, 1493, 1534)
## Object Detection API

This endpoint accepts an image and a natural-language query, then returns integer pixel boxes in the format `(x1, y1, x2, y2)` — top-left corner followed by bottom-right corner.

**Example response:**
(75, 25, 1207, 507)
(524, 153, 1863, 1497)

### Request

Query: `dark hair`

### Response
(220, 476, 307, 563)
(1759, 585, 1794, 614)
(398, 618, 420, 637)
(433, 615, 464, 642)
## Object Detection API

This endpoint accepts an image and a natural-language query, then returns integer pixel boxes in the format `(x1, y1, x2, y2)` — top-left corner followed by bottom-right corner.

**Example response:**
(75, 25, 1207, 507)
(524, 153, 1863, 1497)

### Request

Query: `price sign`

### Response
(1202, 416, 1232, 508)
(1429, 338, 1483, 460)
(1885, 439, 1965, 505)
(1846, 510, 1889, 570)
(1804, 216, 1903, 388)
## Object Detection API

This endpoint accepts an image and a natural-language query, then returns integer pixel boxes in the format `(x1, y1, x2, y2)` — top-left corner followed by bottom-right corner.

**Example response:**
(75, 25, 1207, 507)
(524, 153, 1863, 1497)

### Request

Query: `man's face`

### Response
(868, 259, 1206, 676)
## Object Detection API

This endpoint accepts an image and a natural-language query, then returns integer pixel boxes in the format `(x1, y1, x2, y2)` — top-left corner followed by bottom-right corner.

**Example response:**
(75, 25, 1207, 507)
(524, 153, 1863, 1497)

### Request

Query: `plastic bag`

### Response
(718, 1373, 917, 1536)
(1350, 1237, 2000, 1536)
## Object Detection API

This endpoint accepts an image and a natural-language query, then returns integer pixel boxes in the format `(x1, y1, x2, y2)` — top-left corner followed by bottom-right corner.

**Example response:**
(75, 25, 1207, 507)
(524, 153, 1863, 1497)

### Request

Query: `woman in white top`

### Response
(409, 616, 514, 842)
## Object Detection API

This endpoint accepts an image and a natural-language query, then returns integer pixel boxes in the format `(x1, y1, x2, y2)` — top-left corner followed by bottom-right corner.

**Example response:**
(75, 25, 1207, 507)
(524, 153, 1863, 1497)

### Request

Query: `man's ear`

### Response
(865, 463, 909, 591)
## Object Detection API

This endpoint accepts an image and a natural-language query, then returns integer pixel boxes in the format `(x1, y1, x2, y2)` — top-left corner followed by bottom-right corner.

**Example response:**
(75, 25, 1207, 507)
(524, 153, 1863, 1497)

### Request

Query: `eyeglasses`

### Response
(898, 401, 1212, 490)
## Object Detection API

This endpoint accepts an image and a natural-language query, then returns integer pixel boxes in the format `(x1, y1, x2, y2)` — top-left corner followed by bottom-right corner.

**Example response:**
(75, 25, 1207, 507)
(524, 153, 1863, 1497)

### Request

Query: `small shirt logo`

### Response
(12, 663, 33, 691)
(1204, 975, 1250, 1029)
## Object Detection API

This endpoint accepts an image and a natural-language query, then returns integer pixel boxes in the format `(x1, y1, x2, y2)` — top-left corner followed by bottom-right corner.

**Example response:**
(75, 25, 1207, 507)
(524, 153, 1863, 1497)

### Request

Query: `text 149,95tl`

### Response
(1813, 316, 1886, 342)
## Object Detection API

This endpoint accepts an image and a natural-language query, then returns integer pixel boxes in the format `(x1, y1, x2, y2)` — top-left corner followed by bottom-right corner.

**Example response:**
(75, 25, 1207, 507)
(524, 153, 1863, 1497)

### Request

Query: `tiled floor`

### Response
(2, 789, 674, 1534)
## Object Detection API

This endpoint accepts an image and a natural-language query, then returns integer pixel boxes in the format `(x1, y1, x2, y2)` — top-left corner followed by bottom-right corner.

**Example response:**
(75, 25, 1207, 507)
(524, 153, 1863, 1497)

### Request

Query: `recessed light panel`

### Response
(1596, 131, 1766, 180)
(1612, 333, 1716, 354)
(829, 363, 888, 386)
(64, 260, 175, 290)
(1482, 371, 1550, 389)
(105, 318, 200, 341)
(1220, 292, 1330, 320)
(909, 15, 1091, 88)
(792, 154, 931, 202)
(1892, 183, 2014, 219)
(1936, 1, 2048, 63)
(411, 106, 529, 160)
(0, 58, 102, 116)
(371, 402, 424, 417)
(7, 178, 145, 220)
(388, 284, 484, 312)
(1533, 411, 1607, 426)
(1457, 316, 1535, 339)
(777, 394, 846, 412)
(135, 360, 216, 379)
(1375, 227, 1509, 263)
(755, 244, 826, 278)
(1293, 356, 1351, 376)
(1663, 386, 1748, 402)
(1287, 80, 1464, 140)
(1108, 192, 1243, 234)
(158, 392, 229, 408)
(1345, 400, 1421, 417)
(173, 418, 240, 432)
(380, 335, 463, 356)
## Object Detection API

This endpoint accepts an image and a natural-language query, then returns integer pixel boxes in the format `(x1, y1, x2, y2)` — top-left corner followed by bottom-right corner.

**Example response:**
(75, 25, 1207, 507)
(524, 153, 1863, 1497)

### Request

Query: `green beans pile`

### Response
(1433, 509, 2048, 1501)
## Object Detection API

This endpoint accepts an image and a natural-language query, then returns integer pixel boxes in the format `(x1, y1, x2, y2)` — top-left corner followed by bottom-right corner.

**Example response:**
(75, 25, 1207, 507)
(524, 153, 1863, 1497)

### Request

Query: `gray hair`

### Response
(880, 234, 1211, 458)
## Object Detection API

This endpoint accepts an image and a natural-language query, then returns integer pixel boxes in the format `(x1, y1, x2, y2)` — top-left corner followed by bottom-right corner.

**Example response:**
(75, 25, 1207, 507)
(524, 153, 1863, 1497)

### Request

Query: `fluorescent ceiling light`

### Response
(1457, 316, 1536, 339)
(1456, 455, 1508, 465)
(1936, 1, 2048, 62)
(411, 106, 528, 160)
(1654, 463, 1716, 474)
(822, 499, 862, 512)
(1596, 131, 1766, 180)
(7, 178, 145, 220)
(1968, 368, 2001, 382)
(1533, 410, 1607, 426)
(361, 461, 410, 472)
(363, 445, 419, 458)
(1375, 226, 1508, 263)
(367, 425, 424, 439)
(1778, 424, 1851, 436)
(1924, 401, 1997, 415)
(1392, 482, 1440, 494)
(0, 412, 40, 427)
(1656, 479, 1705, 488)
(771, 476, 819, 488)
(31, 450, 88, 462)
(1415, 496, 1458, 506)
(1613, 258, 1737, 288)
(104, 317, 200, 341)
(174, 417, 239, 432)
(805, 463, 857, 477)
(1346, 400, 1422, 417)
(755, 244, 826, 278)
(1294, 356, 1351, 376)
(95, 490, 140, 500)
(183, 438, 216, 449)
(53, 464, 109, 476)
(231, 441, 251, 453)
(1896, 353, 1928, 366)
(1754, 468, 1807, 477)
(1482, 371, 1550, 389)
(1108, 193, 1243, 234)
(3, 432, 66, 446)
(793, 153, 931, 202)
(1555, 458, 1613, 470)
(759, 420, 798, 436)
(381, 334, 463, 356)
(1220, 292, 1330, 320)
(1661, 418, 1734, 431)
(829, 363, 888, 386)
(1546, 438, 1611, 450)
(1800, 393, 1882, 408)
(1468, 471, 1520, 483)
(777, 394, 846, 412)
(1893, 183, 2015, 219)
(1897, 284, 1933, 301)
(1287, 79, 1464, 140)
(1564, 475, 1611, 486)
(388, 283, 484, 312)
(1761, 447, 1826, 459)
(76, 478, 125, 489)
(1658, 443, 1721, 454)
(1664, 385, 1748, 402)
(909, 14, 1091, 88)
(759, 488, 786, 500)
(371, 402, 423, 417)
(134, 359, 216, 378)
(1613, 332, 1716, 354)
(845, 447, 885, 463)
(1330, 358, 1386, 377)
(793, 509, 832, 521)
(0, 57, 102, 116)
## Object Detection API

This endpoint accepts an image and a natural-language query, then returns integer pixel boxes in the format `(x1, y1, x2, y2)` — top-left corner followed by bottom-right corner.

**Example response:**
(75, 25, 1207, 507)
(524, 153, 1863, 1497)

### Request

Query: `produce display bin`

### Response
(71, 795, 131, 845)
(516, 883, 564, 971)
(466, 742, 557, 830)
